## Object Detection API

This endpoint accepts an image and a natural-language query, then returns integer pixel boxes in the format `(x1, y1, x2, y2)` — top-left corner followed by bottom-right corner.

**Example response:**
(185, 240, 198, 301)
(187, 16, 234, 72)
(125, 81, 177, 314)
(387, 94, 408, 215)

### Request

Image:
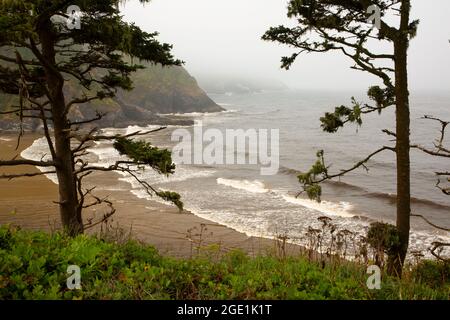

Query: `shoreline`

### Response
(0, 134, 60, 231)
(0, 133, 293, 258)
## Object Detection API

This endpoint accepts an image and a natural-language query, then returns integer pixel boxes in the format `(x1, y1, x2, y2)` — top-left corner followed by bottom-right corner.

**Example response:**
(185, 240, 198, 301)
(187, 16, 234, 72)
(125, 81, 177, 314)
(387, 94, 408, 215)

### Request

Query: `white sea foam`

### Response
(87, 144, 126, 168)
(217, 178, 355, 218)
(158, 109, 238, 117)
(16, 125, 450, 261)
(129, 187, 182, 208)
(94, 125, 168, 138)
(182, 198, 449, 260)
(281, 195, 355, 218)
(125, 125, 163, 136)
(120, 164, 215, 187)
(20, 137, 59, 184)
(0, 137, 12, 142)
(184, 204, 271, 239)
(217, 178, 269, 194)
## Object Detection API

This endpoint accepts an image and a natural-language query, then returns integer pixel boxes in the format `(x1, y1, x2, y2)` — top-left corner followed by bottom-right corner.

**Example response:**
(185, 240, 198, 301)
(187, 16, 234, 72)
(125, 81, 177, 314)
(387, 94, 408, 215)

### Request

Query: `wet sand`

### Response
(0, 134, 60, 230)
(0, 134, 296, 258)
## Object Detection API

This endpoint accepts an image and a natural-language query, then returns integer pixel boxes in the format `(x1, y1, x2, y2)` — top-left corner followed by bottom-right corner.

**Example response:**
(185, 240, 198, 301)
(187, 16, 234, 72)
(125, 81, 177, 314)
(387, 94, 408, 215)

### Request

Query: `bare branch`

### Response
(412, 115, 450, 157)
(411, 144, 450, 158)
(429, 242, 450, 262)
(319, 146, 395, 183)
(0, 159, 55, 167)
(411, 214, 450, 232)
(69, 112, 106, 127)
(0, 171, 56, 180)
(91, 126, 167, 141)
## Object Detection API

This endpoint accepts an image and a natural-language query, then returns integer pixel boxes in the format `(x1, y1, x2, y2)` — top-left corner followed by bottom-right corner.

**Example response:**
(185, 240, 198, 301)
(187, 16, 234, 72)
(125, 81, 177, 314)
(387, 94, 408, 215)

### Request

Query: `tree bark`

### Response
(38, 20, 83, 236)
(389, 0, 411, 277)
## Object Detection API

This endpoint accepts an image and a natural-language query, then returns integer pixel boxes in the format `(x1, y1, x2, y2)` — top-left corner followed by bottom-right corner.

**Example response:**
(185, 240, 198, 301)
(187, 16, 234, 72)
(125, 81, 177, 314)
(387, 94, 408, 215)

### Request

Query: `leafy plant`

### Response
(0, 225, 448, 300)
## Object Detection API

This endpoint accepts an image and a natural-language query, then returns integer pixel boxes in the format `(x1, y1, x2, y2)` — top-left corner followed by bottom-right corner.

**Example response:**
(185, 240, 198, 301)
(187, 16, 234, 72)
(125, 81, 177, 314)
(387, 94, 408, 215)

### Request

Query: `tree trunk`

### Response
(38, 21, 83, 236)
(389, 0, 411, 277)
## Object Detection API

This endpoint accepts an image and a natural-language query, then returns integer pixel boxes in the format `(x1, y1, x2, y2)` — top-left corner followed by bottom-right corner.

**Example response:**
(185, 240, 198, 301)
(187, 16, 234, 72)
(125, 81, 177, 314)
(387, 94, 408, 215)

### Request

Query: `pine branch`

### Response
(322, 146, 395, 181)
(298, 146, 395, 201)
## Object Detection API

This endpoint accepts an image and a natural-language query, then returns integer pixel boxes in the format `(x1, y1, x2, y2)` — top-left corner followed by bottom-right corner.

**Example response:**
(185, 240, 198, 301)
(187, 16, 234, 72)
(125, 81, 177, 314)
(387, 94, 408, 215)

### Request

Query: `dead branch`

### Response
(69, 112, 106, 127)
(0, 159, 55, 167)
(0, 171, 56, 180)
(89, 126, 167, 141)
(429, 242, 450, 262)
(319, 146, 395, 183)
(411, 214, 450, 232)
(411, 115, 450, 157)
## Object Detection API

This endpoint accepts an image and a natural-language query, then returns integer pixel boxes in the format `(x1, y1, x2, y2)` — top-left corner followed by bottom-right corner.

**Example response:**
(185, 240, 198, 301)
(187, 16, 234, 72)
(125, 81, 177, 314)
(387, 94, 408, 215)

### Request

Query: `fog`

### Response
(122, 0, 450, 92)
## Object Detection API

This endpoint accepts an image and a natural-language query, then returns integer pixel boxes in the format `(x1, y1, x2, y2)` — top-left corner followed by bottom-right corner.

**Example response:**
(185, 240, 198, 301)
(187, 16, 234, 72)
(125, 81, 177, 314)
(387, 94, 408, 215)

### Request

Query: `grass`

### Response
(0, 225, 448, 300)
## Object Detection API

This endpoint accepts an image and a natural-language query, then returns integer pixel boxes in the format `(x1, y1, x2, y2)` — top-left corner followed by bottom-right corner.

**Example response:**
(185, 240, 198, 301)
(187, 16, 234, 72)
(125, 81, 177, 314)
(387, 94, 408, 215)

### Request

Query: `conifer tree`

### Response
(0, 0, 183, 236)
(263, 0, 417, 276)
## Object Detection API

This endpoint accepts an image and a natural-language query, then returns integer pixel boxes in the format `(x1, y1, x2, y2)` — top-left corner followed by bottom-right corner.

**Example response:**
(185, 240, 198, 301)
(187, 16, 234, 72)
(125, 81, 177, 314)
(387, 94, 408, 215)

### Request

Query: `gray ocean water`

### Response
(22, 89, 450, 257)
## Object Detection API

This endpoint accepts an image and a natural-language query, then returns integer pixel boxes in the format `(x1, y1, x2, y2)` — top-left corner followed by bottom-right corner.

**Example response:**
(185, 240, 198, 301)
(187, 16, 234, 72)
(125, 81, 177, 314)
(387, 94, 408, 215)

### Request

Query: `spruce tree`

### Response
(263, 0, 417, 276)
(0, 0, 183, 236)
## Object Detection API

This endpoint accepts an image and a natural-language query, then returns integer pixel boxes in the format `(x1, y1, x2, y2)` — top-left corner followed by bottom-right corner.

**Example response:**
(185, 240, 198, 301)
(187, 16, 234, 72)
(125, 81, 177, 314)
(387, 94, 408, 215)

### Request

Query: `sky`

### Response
(122, 0, 450, 92)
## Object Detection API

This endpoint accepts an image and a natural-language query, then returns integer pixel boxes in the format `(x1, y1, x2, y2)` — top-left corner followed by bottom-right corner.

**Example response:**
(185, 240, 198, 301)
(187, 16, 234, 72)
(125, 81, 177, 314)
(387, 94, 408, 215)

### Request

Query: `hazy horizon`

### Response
(122, 0, 450, 93)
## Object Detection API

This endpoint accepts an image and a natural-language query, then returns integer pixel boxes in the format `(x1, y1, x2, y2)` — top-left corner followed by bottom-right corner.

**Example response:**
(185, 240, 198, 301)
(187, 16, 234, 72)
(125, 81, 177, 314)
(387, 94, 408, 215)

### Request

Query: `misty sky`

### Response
(122, 0, 450, 92)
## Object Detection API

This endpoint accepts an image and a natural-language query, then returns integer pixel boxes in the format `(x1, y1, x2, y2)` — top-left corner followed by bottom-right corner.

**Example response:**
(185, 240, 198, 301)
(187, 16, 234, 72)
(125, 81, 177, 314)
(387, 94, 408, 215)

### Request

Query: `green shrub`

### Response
(0, 225, 448, 300)
(367, 222, 402, 267)
(367, 222, 401, 255)
(412, 260, 449, 289)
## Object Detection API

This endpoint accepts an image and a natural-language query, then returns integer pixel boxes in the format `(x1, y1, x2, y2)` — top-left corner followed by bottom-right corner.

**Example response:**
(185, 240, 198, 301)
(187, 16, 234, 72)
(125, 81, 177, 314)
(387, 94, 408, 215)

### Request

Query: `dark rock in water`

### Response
(0, 64, 223, 131)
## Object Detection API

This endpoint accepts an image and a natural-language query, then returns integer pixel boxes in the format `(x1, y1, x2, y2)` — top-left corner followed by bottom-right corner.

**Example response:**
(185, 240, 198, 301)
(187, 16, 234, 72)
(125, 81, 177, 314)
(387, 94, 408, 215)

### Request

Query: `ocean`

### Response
(21, 89, 450, 258)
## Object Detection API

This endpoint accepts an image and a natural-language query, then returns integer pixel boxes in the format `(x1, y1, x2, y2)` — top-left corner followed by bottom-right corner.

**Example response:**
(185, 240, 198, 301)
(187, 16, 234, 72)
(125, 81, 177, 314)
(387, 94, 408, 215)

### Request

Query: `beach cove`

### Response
(0, 133, 293, 258)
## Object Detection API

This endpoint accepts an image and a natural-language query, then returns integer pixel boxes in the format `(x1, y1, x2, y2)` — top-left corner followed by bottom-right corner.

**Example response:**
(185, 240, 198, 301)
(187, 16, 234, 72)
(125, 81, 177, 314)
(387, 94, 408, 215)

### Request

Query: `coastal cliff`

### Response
(0, 63, 223, 131)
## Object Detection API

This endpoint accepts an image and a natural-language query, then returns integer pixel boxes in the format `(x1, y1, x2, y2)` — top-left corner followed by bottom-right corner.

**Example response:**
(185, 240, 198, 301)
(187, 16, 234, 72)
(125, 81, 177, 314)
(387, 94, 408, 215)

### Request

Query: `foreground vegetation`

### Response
(0, 225, 448, 300)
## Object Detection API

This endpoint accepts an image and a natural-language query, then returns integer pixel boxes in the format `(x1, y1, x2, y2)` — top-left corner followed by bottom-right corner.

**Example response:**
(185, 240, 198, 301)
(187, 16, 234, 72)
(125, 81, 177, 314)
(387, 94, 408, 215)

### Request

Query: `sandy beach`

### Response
(0, 134, 291, 258)
(0, 134, 60, 230)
